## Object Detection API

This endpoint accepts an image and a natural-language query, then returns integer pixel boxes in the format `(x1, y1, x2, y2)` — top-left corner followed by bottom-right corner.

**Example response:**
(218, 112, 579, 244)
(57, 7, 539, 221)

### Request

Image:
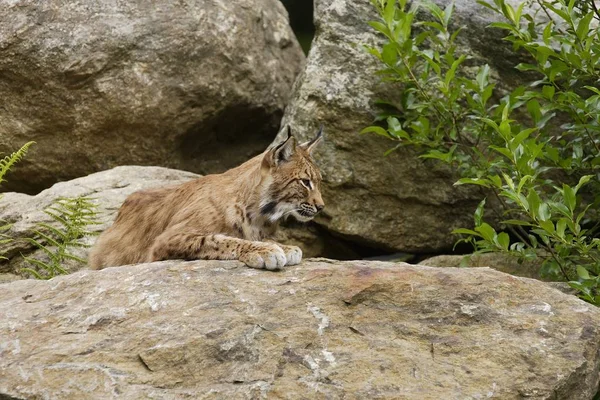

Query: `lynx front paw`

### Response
(239, 244, 287, 271)
(280, 245, 302, 266)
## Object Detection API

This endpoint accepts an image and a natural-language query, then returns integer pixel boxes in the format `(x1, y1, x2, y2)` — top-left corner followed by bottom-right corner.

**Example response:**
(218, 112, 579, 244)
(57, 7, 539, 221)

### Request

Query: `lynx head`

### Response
(260, 126, 325, 222)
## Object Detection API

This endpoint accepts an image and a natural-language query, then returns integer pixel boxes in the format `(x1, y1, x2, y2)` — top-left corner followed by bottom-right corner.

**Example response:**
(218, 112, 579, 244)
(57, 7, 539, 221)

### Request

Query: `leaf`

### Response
(382, 42, 398, 65)
(502, 173, 515, 190)
(527, 189, 542, 217)
(548, 202, 571, 218)
(489, 22, 516, 31)
(454, 178, 491, 187)
(584, 85, 600, 95)
(526, 100, 542, 124)
(384, 0, 397, 26)
(542, 21, 553, 45)
(444, 55, 466, 88)
(538, 202, 551, 222)
(577, 265, 591, 280)
(496, 232, 510, 250)
(476, 64, 490, 88)
(452, 228, 481, 237)
(368, 21, 389, 36)
(360, 126, 391, 137)
(420, 149, 453, 162)
(538, 220, 555, 234)
(476, 0, 499, 13)
(576, 12, 593, 42)
(490, 145, 513, 160)
(474, 198, 486, 226)
(515, 63, 537, 72)
(542, 85, 555, 99)
(502, 219, 533, 227)
(574, 175, 593, 192)
(489, 175, 502, 188)
(510, 128, 536, 151)
(562, 184, 576, 212)
(443, 2, 454, 26)
(475, 223, 497, 242)
(556, 218, 567, 239)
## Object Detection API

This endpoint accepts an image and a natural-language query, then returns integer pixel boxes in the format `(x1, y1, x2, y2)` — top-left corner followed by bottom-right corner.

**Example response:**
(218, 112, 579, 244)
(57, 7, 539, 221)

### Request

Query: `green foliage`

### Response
(0, 141, 34, 187)
(21, 197, 101, 279)
(365, 0, 600, 303)
(0, 141, 35, 260)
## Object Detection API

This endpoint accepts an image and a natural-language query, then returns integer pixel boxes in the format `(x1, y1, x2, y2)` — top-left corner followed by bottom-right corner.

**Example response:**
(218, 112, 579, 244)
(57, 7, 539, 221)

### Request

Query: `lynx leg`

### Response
(150, 231, 287, 270)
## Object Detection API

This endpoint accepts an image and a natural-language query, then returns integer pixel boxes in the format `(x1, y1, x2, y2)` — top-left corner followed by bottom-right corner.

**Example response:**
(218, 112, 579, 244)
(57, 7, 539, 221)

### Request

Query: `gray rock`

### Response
(1, 259, 599, 399)
(275, 0, 538, 253)
(0, 0, 304, 194)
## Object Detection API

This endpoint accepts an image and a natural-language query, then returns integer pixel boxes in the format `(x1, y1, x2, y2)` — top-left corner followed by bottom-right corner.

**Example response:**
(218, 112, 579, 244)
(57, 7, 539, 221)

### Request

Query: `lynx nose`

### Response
(315, 204, 324, 212)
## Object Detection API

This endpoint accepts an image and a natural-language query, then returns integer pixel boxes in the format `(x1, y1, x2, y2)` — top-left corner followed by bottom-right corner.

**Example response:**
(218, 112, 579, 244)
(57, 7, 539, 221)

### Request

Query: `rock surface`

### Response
(0, 166, 344, 277)
(0, 0, 304, 194)
(275, 0, 534, 253)
(1, 259, 599, 399)
(420, 253, 546, 280)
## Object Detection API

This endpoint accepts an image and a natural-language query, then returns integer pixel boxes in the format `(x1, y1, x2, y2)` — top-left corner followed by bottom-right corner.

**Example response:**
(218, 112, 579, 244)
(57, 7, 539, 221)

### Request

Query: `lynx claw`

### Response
(240, 244, 286, 271)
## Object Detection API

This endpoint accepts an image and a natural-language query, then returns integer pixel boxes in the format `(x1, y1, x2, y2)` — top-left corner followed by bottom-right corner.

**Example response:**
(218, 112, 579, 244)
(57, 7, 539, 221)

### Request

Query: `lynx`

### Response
(89, 126, 324, 271)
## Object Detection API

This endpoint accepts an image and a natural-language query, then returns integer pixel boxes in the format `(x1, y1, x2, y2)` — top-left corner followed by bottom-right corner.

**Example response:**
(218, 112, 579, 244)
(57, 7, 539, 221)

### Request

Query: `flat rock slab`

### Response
(1, 260, 599, 399)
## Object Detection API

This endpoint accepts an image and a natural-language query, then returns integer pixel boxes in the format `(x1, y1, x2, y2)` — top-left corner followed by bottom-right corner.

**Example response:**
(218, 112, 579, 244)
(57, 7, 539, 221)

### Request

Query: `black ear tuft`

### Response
(301, 125, 324, 154)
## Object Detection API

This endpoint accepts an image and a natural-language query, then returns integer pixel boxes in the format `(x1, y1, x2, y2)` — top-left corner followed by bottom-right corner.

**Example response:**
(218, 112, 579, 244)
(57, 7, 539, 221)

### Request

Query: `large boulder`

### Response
(0, 0, 304, 194)
(1, 260, 599, 399)
(275, 0, 533, 253)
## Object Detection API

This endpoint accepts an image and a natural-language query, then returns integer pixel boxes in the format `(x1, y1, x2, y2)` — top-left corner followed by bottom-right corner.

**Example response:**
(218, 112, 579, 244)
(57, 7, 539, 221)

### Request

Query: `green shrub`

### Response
(21, 196, 100, 279)
(364, 0, 600, 303)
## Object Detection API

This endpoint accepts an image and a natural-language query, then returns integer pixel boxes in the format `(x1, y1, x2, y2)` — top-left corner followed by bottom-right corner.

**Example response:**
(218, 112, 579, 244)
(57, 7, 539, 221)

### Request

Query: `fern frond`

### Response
(36, 223, 69, 241)
(61, 253, 86, 263)
(30, 231, 63, 250)
(21, 256, 52, 271)
(25, 237, 57, 259)
(22, 195, 102, 279)
(20, 267, 45, 280)
(43, 210, 69, 226)
(0, 141, 35, 185)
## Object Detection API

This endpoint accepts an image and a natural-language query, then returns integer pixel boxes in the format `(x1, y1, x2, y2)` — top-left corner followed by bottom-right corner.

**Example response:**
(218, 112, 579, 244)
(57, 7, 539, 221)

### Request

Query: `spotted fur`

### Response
(89, 127, 324, 271)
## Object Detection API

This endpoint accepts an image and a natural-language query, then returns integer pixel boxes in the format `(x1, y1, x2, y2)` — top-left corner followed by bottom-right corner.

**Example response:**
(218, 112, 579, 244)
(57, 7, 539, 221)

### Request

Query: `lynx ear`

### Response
(263, 126, 297, 171)
(300, 126, 324, 154)
(273, 126, 297, 164)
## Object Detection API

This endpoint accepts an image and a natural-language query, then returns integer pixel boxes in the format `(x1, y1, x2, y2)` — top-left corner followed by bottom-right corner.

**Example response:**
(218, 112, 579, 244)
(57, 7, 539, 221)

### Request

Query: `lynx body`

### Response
(89, 127, 324, 270)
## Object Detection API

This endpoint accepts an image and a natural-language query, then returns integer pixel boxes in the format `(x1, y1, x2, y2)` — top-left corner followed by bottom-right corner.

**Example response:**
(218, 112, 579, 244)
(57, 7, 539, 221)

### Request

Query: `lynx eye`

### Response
(300, 179, 312, 190)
